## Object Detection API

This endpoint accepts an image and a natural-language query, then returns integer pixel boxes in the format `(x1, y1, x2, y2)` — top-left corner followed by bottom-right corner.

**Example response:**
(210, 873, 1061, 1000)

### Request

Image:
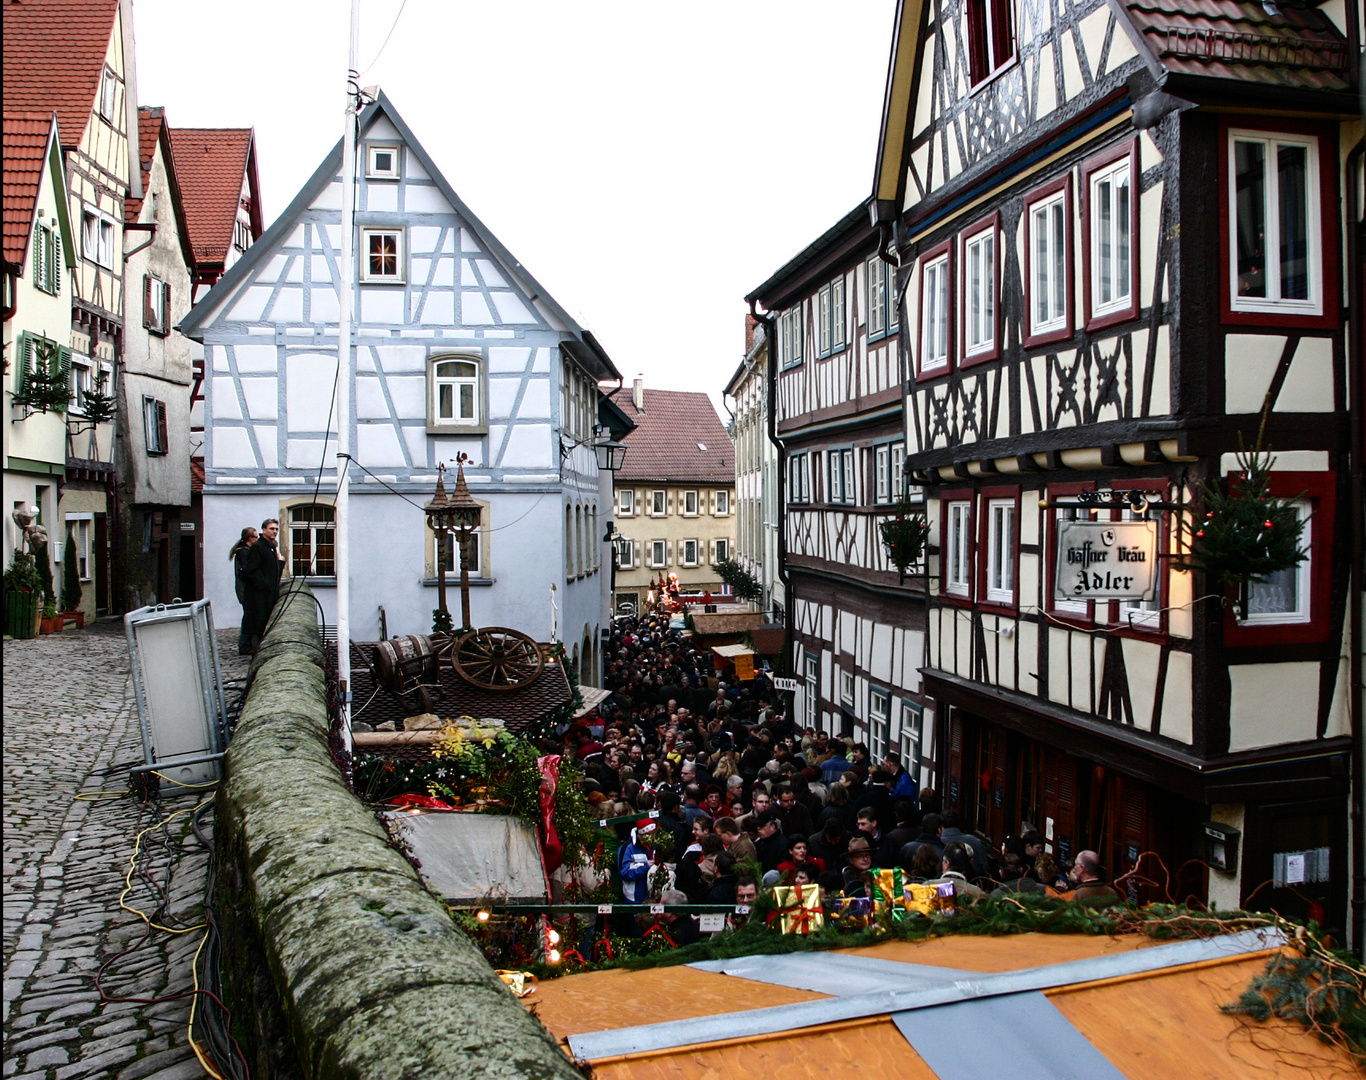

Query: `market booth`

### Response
(527, 929, 1359, 1079)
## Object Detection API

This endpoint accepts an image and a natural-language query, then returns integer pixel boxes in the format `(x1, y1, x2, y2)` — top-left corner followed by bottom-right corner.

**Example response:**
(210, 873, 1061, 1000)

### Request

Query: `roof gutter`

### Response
(1345, 133, 1363, 960)
(123, 222, 157, 260)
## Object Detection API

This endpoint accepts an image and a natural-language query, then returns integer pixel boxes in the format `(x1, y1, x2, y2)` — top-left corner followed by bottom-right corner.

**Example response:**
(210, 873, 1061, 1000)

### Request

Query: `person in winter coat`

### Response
(228, 527, 257, 654)
(618, 825, 653, 904)
(241, 518, 284, 651)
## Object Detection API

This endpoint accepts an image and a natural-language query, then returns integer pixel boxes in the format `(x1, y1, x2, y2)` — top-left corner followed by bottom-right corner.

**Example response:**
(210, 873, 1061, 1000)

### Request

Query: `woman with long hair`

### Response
(230, 527, 257, 655)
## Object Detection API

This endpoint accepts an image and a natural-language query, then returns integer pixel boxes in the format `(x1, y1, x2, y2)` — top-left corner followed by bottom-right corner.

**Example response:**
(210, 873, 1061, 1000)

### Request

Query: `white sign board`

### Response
(1054, 520, 1157, 601)
(771, 677, 800, 692)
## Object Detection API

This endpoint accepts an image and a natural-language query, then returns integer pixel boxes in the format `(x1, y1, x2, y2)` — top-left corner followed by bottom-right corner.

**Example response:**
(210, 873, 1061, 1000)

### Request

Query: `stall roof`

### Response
(711, 643, 755, 659)
(573, 686, 611, 718)
(526, 930, 1358, 1079)
(689, 611, 764, 636)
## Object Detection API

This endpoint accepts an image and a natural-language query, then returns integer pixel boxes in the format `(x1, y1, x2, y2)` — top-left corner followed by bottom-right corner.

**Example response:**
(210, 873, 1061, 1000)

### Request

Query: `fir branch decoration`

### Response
(12, 338, 70, 415)
(78, 370, 116, 425)
(1170, 443, 1307, 611)
(711, 557, 762, 602)
(879, 499, 931, 581)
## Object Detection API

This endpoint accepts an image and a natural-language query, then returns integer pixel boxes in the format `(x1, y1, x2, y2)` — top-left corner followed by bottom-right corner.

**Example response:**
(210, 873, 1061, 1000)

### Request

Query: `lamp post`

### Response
(446, 455, 483, 633)
(594, 433, 627, 473)
(423, 465, 457, 633)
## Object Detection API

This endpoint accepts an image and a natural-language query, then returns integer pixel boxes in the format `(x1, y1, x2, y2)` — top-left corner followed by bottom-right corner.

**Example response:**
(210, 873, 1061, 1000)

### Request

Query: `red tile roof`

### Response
(1122, 0, 1351, 91)
(191, 456, 205, 494)
(169, 127, 253, 268)
(612, 388, 735, 484)
(2, 0, 119, 147)
(125, 106, 164, 222)
(2, 111, 55, 269)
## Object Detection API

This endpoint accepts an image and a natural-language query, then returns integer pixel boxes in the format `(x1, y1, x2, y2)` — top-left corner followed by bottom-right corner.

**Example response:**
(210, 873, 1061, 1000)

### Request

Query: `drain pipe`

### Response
(749, 300, 788, 677)
(1345, 135, 1363, 959)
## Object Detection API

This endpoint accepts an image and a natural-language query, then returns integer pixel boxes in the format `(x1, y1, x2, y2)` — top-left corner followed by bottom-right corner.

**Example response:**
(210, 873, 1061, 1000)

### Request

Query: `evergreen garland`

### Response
(878, 499, 931, 581)
(1171, 443, 1307, 611)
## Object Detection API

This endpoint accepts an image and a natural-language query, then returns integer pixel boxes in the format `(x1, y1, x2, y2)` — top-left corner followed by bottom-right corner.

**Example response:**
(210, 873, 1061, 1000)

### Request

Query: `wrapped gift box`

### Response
(771, 883, 824, 935)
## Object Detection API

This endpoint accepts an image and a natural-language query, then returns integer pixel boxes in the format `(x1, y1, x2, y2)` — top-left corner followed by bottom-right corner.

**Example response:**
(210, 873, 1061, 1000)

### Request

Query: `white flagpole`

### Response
(335, 0, 360, 754)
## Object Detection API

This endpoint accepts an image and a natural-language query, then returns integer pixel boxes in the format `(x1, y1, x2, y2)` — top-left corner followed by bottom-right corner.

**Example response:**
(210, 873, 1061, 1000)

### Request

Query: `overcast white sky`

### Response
(133, 0, 895, 410)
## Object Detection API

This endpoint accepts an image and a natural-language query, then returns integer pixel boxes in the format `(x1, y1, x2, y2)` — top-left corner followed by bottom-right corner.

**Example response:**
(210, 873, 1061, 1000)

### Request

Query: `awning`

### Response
(710, 643, 755, 659)
(574, 686, 611, 718)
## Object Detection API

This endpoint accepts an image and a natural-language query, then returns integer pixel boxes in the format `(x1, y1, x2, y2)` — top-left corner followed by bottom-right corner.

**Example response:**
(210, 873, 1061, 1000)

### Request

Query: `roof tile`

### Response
(2, 111, 55, 268)
(612, 388, 734, 484)
(169, 127, 253, 268)
(2, 0, 119, 145)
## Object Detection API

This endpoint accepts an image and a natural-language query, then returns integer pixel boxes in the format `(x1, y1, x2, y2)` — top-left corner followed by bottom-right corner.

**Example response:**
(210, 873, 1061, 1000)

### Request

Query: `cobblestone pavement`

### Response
(3, 620, 249, 1080)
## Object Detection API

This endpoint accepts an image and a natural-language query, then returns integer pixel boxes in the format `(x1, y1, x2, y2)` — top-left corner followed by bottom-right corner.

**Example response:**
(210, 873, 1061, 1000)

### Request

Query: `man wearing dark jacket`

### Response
(241, 518, 284, 651)
(752, 812, 788, 874)
(938, 811, 989, 879)
(897, 813, 945, 869)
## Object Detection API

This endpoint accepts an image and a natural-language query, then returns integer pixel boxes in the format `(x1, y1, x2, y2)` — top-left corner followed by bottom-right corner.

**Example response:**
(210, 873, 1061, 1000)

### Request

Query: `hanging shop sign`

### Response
(1054, 520, 1157, 601)
(771, 677, 800, 692)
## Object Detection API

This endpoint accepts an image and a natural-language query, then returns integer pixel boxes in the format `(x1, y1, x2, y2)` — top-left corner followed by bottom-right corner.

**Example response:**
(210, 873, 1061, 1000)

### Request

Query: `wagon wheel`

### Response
(450, 626, 545, 691)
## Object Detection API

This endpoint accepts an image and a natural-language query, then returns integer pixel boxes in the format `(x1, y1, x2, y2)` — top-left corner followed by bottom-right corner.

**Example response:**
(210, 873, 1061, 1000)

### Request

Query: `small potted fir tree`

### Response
(59, 526, 84, 628)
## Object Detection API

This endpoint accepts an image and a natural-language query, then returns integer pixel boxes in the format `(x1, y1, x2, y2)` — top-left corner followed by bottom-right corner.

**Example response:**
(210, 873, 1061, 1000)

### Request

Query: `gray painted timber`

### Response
(892, 991, 1128, 1080)
(567, 927, 1285, 1061)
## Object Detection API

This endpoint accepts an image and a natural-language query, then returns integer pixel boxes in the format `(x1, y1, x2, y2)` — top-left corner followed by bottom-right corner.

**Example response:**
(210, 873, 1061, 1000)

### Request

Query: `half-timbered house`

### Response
(874, 0, 1361, 930)
(179, 93, 620, 679)
(749, 200, 932, 787)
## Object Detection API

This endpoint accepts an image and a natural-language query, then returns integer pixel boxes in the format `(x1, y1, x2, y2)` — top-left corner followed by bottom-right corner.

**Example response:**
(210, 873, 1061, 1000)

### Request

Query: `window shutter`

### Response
(33, 224, 44, 287)
(16, 334, 33, 392)
(52, 232, 60, 294)
(143, 275, 153, 329)
(156, 400, 168, 453)
(59, 348, 72, 404)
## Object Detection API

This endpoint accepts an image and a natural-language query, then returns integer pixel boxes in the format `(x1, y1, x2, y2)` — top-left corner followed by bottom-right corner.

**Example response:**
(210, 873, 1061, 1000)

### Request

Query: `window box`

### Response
(1221, 121, 1336, 328)
(1023, 177, 1073, 348)
(917, 240, 953, 379)
(1082, 142, 1139, 331)
(959, 213, 999, 366)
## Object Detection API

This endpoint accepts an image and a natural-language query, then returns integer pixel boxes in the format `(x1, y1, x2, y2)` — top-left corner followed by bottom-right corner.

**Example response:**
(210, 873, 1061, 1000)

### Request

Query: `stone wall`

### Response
(214, 582, 580, 1079)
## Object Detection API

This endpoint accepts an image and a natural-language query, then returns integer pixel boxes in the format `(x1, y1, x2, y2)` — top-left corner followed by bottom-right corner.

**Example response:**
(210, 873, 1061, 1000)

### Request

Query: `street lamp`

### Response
(594, 433, 627, 472)
(446, 455, 483, 633)
(423, 465, 458, 633)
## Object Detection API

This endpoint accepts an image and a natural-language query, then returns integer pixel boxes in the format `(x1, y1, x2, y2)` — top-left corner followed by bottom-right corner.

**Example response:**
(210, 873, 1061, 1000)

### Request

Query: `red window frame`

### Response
(1081, 139, 1140, 332)
(1223, 470, 1335, 646)
(965, 0, 1016, 87)
(940, 490, 974, 605)
(1045, 481, 1095, 626)
(959, 211, 1001, 367)
(1218, 117, 1339, 330)
(975, 485, 1020, 612)
(1022, 175, 1074, 349)
(1100, 479, 1169, 640)
(916, 239, 955, 381)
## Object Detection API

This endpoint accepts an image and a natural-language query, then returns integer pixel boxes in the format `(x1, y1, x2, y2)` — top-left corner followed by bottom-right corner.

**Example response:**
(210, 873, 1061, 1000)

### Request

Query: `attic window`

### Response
(366, 144, 401, 181)
(98, 69, 118, 122)
(360, 228, 404, 283)
(697, 442, 708, 451)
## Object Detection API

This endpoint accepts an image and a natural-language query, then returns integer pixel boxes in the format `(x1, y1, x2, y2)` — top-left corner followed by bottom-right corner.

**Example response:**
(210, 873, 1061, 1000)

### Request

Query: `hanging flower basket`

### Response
(879, 501, 931, 583)
(1170, 445, 1307, 618)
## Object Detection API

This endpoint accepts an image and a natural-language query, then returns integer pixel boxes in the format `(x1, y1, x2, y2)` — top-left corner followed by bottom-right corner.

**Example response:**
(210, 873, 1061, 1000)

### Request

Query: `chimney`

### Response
(632, 375, 644, 412)
(744, 314, 758, 354)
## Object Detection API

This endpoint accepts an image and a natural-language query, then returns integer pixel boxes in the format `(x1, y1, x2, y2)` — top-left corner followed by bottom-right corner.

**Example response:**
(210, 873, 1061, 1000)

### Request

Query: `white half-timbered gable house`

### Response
(874, 0, 1360, 932)
(749, 199, 931, 790)
(180, 94, 621, 674)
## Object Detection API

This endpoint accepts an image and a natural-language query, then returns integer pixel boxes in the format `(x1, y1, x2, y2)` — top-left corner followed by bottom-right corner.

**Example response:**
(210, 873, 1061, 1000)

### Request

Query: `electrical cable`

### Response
(341, 452, 550, 531)
(357, 0, 410, 76)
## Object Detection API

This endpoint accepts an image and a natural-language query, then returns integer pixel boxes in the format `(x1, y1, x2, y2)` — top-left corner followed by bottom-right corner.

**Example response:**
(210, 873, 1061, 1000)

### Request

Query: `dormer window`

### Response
(366, 144, 401, 180)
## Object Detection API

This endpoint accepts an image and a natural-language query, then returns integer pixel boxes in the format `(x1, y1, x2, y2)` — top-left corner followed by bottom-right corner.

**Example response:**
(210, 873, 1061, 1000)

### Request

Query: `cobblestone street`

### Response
(3, 621, 248, 1080)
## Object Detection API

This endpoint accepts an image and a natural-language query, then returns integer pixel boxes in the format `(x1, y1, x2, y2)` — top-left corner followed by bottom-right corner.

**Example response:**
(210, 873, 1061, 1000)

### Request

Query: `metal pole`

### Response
(436, 528, 449, 626)
(335, 0, 360, 754)
(458, 528, 472, 633)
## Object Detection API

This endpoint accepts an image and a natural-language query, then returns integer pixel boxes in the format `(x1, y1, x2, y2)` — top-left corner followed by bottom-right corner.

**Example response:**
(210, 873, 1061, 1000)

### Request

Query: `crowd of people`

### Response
(552, 610, 1119, 934)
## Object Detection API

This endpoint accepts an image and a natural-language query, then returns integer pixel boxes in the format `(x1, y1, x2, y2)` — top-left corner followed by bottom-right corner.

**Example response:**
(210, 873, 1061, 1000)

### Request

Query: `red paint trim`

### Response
(940, 490, 974, 603)
(959, 211, 1002, 368)
(916, 238, 955, 382)
(1022, 175, 1074, 349)
(1081, 139, 1140, 333)
(975, 484, 1020, 613)
(1218, 118, 1340, 330)
(1222, 470, 1336, 647)
(1045, 480, 1095, 624)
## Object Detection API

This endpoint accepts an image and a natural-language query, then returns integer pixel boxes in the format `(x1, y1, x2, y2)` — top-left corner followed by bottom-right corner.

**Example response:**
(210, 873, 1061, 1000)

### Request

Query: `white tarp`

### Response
(711, 643, 756, 658)
(380, 811, 547, 902)
(573, 685, 611, 718)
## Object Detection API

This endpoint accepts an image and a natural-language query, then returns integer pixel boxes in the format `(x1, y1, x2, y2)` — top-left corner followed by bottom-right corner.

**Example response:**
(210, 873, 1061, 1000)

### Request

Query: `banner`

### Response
(1054, 520, 1157, 601)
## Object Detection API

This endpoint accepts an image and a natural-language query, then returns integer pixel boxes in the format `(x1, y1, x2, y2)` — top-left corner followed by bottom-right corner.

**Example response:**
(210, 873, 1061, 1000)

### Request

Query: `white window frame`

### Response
(1029, 190, 1069, 336)
(34, 221, 60, 294)
(921, 252, 950, 373)
(1089, 158, 1134, 318)
(429, 356, 482, 429)
(1228, 130, 1321, 315)
(98, 69, 118, 121)
(789, 453, 809, 503)
(817, 285, 832, 356)
(82, 209, 115, 270)
(365, 144, 401, 180)
(891, 441, 905, 501)
(874, 444, 891, 504)
(840, 669, 856, 708)
(866, 255, 887, 338)
(804, 652, 819, 726)
(682, 539, 699, 567)
(869, 688, 891, 760)
(651, 490, 666, 516)
(68, 354, 94, 415)
(437, 528, 483, 577)
(899, 702, 923, 773)
(962, 223, 996, 357)
(946, 500, 972, 597)
(1052, 508, 1090, 616)
(842, 448, 856, 506)
(985, 498, 1016, 604)
(683, 490, 699, 517)
(714, 489, 730, 516)
(618, 488, 634, 516)
(618, 538, 636, 570)
(360, 227, 405, 283)
(1116, 504, 1161, 629)
(144, 275, 169, 335)
(1239, 500, 1311, 624)
(829, 275, 846, 352)
(650, 539, 667, 568)
(289, 503, 337, 578)
(714, 538, 729, 563)
(143, 397, 167, 455)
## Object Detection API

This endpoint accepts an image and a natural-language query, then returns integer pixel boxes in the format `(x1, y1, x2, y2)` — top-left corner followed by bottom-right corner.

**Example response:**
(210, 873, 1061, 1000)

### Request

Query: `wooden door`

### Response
(94, 513, 108, 615)
(1041, 748, 1079, 866)
(946, 711, 965, 815)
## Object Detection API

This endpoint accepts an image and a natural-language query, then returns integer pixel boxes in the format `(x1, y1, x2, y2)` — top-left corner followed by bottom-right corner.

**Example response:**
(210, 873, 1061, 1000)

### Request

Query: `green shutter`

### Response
(33, 225, 44, 289)
(51, 232, 61, 295)
(16, 333, 32, 392)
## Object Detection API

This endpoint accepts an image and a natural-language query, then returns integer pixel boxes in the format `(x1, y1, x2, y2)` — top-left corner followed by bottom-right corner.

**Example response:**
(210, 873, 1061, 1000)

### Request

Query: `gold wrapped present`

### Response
(772, 883, 824, 935)
(833, 894, 874, 927)
(904, 881, 957, 916)
(871, 868, 904, 907)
